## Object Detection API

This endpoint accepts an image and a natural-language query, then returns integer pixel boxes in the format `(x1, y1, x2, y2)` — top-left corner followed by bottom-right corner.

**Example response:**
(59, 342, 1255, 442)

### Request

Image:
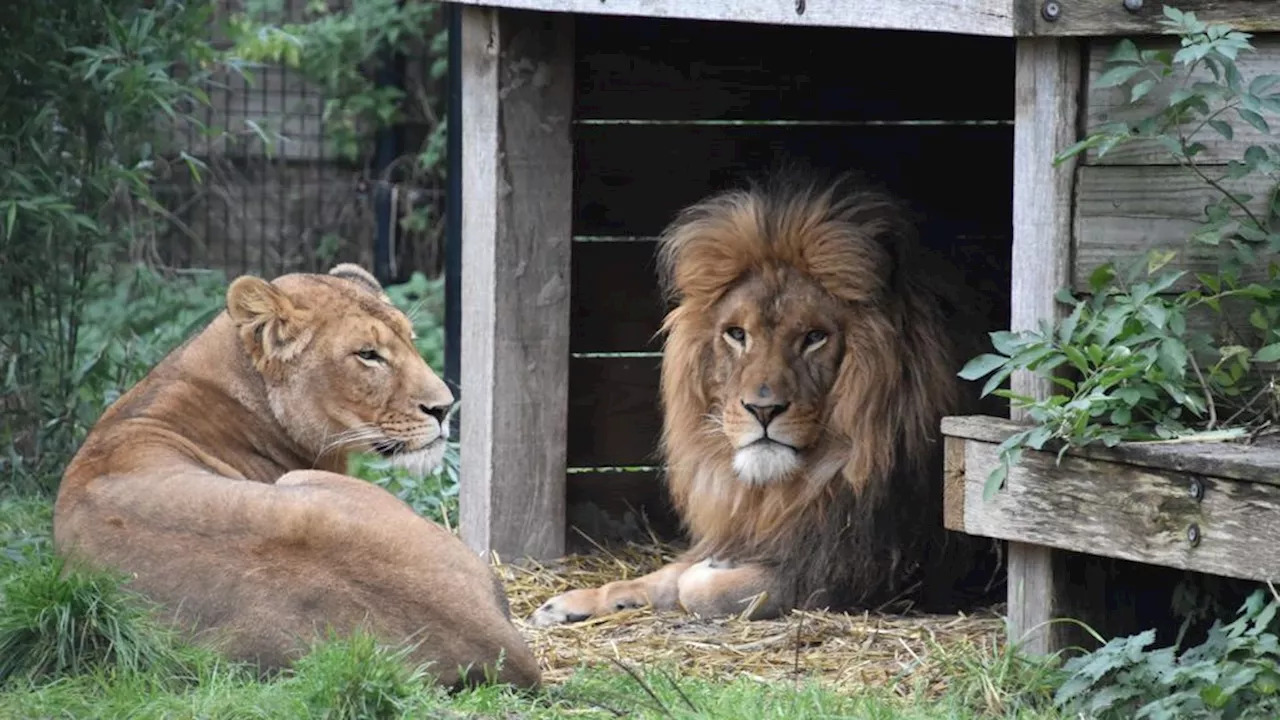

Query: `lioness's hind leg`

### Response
(676, 559, 783, 620)
(527, 561, 691, 627)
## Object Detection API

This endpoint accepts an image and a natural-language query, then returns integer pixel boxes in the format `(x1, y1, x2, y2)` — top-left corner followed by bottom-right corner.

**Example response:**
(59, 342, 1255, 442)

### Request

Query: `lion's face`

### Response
(708, 268, 847, 486)
(226, 264, 454, 476)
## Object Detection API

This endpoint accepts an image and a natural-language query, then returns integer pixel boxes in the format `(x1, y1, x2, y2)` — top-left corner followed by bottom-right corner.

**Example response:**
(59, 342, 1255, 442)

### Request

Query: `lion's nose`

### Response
(742, 400, 790, 428)
(418, 401, 453, 424)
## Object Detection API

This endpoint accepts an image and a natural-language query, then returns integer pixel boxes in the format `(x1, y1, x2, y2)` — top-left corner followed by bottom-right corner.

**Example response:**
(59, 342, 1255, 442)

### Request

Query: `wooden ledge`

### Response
(942, 414, 1280, 583)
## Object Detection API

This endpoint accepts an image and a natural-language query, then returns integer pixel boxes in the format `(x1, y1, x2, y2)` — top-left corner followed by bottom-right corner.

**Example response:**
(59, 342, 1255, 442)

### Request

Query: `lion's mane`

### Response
(655, 168, 999, 611)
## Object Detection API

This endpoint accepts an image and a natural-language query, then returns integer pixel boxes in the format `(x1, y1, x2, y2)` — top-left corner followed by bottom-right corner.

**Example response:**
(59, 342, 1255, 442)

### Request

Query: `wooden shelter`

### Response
(444, 0, 1280, 657)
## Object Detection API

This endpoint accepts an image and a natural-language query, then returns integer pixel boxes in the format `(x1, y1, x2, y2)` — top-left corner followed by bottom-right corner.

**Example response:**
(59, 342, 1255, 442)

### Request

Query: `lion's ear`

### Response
(328, 263, 390, 302)
(226, 275, 313, 371)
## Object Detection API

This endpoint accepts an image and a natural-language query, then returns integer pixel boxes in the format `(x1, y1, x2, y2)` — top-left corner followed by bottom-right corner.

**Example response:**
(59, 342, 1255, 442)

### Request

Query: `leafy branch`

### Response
(959, 6, 1280, 498)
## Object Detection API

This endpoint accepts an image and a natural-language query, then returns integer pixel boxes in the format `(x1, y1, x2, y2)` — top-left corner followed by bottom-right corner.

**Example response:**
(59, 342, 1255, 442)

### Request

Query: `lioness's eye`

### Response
(803, 329, 828, 347)
(724, 326, 747, 344)
(356, 348, 384, 363)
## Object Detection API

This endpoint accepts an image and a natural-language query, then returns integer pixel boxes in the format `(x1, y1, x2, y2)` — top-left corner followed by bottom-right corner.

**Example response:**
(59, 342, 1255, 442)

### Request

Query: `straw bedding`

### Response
(492, 540, 1009, 696)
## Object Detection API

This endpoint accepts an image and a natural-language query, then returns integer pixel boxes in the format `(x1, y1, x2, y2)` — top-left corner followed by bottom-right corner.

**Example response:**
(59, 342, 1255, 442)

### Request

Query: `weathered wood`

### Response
(459, 6, 574, 562)
(567, 355, 664, 468)
(566, 469, 681, 553)
(943, 415, 1280, 486)
(947, 432, 1280, 584)
(1022, 0, 1280, 37)
(573, 14, 1014, 122)
(443, 0, 1017, 36)
(1084, 36, 1280, 166)
(1073, 165, 1276, 293)
(574, 123, 1013, 237)
(1008, 35, 1082, 656)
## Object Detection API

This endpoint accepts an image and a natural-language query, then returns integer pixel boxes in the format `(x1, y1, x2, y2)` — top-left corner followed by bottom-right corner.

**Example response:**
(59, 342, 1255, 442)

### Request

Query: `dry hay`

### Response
(492, 541, 1010, 698)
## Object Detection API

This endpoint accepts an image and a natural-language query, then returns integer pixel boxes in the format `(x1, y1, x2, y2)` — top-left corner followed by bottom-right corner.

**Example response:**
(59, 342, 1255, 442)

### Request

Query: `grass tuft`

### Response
(288, 627, 433, 720)
(0, 556, 190, 686)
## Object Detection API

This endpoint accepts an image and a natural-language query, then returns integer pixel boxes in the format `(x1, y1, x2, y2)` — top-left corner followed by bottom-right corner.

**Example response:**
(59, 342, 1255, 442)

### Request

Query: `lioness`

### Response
(54, 264, 540, 689)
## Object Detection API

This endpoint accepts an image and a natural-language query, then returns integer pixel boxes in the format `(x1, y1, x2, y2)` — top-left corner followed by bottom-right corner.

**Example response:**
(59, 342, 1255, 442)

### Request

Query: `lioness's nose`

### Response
(418, 401, 454, 424)
(742, 400, 790, 428)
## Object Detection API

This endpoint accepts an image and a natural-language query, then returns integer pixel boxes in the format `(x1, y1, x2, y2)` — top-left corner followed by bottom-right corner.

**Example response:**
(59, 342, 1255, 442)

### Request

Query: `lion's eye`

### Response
(355, 348, 384, 363)
(803, 329, 828, 348)
(724, 326, 747, 344)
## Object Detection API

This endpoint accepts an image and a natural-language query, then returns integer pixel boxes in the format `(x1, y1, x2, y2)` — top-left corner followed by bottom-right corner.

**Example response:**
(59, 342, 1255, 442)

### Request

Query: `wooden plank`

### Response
(1023, 0, 1280, 37)
(943, 414, 1280, 486)
(1008, 36, 1082, 656)
(565, 469, 682, 553)
(573, 14, 1014, 121)
(567, 356, 663, 468)
(952, 434, 1280, 584)
(442, 0, 1017, 36)
(574, 123, 1013, 237)
(459, 7, 574, 562)
(571, 239, 666, 353)
(1084, 36, 1280, 166)
(1073, 165, 1276, 293)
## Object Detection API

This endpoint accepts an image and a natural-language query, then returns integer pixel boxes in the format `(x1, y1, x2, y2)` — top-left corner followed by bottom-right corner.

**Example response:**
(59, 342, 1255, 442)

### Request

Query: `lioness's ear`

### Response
(328, 263, 390, 302)
(226, 275, 313, 371)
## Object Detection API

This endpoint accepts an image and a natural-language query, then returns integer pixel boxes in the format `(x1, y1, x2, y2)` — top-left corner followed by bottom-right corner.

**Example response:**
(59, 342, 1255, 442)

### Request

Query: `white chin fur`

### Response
(390, 439, 447, 477)
(732, 442, 801, 485)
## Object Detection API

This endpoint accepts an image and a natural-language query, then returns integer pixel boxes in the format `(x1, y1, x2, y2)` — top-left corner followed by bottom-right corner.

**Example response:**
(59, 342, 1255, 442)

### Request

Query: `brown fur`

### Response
(53, 265, 541, 690)
(530, 170, 999, 626)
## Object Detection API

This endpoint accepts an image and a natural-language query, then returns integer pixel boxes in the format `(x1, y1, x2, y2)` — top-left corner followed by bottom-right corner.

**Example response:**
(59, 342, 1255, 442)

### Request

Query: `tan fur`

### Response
(530, 171, 993, 627)
(53, 266, 541, 689)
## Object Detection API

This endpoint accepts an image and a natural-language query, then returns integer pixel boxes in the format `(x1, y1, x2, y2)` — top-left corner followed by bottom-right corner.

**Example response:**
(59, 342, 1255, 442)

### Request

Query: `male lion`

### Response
(54, 264, 541, 689)
(531, 170, 999, 627)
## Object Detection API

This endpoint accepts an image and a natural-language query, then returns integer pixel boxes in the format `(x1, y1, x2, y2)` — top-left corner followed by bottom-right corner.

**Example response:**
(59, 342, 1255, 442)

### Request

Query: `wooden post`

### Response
(458, 6, 573, 563)
(1008, 35, 1082, 656)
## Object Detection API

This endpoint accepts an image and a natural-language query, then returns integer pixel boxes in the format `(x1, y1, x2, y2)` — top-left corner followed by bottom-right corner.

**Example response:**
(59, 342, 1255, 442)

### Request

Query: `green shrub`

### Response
(0, 0, 235, 495)
(0, 557, 190, 685)
(1054, 589, 1280, 719)
(290, 628, 432, 720)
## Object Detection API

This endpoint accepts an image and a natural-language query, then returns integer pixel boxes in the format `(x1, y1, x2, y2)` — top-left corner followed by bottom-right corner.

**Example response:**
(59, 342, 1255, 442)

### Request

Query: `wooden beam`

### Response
(1021, 0, 1280, 36)
(1008, 35, 1082, 656)
(442, 0, 1016, 36)
(943, 429, 1280, 585)
(459, 6, 573, 563)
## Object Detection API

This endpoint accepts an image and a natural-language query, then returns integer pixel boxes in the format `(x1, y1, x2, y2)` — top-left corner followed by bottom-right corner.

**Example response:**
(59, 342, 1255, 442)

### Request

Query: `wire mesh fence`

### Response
(143, 0, 446, 283)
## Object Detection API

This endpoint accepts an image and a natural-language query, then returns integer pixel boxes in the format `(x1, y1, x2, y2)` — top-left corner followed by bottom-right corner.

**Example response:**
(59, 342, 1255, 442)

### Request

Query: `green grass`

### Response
(0, 496, 1075, 720)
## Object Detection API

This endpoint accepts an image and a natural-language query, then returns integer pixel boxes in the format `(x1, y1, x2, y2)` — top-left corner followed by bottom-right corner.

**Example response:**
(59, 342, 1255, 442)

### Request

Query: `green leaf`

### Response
(1239, 107, 1272, 134)
(1207, 119, 1234, 140)
(1254, 343, 1280, 363)
(958, 353, 1009, 381)
(980, 364, 1015, 398)
(1107, 39, 1141, 64)
(982, 462, 1008, 502)
(989, 330, 1025, 356)
(1130, 78, 1157, 103)
(1095, 64, 1146, 89)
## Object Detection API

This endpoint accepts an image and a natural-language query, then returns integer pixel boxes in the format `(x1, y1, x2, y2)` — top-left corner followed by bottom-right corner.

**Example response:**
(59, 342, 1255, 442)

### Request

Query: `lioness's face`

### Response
(708, 268, 845, 485)
(226, 268, 454, 476)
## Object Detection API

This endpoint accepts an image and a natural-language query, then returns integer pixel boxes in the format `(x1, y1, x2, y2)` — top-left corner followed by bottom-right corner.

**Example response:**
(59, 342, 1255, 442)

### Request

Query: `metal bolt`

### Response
(1187, 523, 1201, 547)
(1189, 476, 1204, 501)
(1123, 0, 1144, 12)
(1042, 1, 1061, 21)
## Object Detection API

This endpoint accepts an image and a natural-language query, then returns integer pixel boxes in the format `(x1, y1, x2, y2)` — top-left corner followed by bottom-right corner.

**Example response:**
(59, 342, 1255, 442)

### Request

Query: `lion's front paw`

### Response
(527, 589, 601, 627)
(527, 586, 650, 628)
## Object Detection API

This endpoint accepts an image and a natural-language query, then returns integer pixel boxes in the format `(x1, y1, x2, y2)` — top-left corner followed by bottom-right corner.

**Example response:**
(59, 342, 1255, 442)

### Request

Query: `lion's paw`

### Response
(528, 587, 649, 628)
(527, 589, 600, 627)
